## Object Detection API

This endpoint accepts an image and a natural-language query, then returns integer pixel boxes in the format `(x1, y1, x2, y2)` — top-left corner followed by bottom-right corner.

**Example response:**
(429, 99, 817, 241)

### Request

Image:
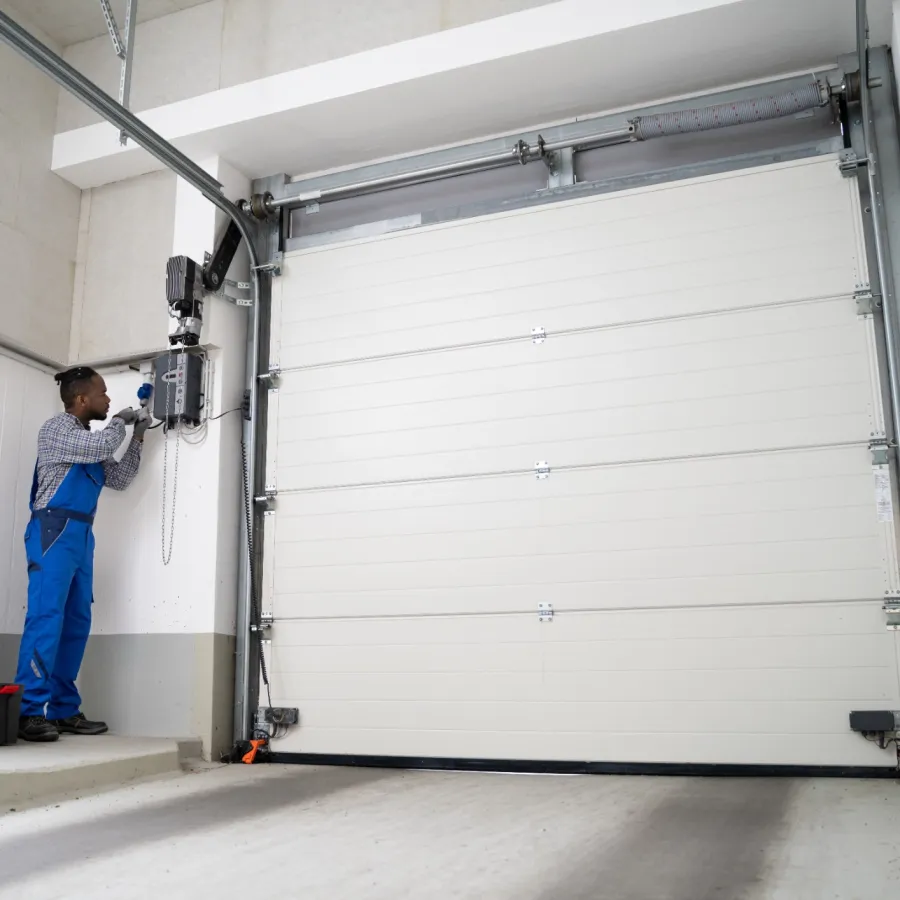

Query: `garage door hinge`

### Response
(255, 488, 277, 513)
(258, 365, 281, 390)
(839, 149, 864, 177)
(251, 611, 274, 632)
(532, 326, 546, 344)
(869, 433, 891, 466)
(884, 594, 900, 630)
(535, 461, 550, 479)
(538, 603, 554, 622)
(854, 284, 880, 316)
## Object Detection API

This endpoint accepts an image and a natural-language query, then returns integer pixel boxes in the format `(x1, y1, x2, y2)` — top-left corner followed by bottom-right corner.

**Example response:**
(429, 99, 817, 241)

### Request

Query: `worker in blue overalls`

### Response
(15, 366, 150, 742)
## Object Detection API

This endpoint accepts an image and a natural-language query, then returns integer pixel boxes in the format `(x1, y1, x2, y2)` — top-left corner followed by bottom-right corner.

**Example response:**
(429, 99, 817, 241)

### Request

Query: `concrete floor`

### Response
(0, 765, 898, 899)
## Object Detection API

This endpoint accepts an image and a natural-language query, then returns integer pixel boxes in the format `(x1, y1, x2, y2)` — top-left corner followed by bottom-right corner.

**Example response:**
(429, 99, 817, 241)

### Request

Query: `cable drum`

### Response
(631, 81, 827, 140)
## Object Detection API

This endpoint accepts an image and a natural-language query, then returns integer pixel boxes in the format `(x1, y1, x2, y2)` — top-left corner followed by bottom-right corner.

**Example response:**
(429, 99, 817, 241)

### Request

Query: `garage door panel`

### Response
(274, 570, 881, 619)
(282, 666, 893, 704)
(274, 600, 889, 645)
(281, 270, 857, 371)
(276, 472, 871, 545)
(288, 159, 849, 280)
(279, 302, 862, 413)
(288, 183, 850, 299)
(278, 506, 876, 570)
(277, 409, 869, 491)
(280, 381, 868, 463)
(284, 728, 890, 767)
(275, 302, 872, 489)
(275, 536, 880, 597)
(281, 347, 863, 442)
(268, 602, 898, 764)
(275, 446, 867, 516)
(293, 698, 878, 736)
(267, 158, 899, 766)
(288, 215, 848, 320)
(271, 618, 891, 678)
(271, 448, 884, 618)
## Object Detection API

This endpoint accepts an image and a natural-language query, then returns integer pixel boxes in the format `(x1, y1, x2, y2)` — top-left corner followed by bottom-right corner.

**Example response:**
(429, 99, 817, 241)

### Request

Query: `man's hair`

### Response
(54, 366, 99, 408)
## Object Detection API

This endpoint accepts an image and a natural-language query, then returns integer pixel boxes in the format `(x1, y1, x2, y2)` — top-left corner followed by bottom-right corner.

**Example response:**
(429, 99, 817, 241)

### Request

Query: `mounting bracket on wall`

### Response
(99, 0, 138, 145)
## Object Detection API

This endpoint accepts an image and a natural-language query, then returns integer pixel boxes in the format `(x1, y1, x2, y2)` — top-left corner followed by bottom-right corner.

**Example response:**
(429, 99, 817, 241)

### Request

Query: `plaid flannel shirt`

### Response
(32, 412, 142, 511)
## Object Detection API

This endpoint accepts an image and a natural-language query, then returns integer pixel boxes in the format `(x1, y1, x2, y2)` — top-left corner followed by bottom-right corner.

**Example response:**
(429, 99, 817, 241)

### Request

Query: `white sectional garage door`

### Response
(263, 156, 900, 767)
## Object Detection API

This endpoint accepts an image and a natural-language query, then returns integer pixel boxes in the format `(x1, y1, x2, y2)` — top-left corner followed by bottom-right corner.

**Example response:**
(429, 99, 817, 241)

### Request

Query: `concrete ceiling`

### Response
(52, 0, 900, 189)
(2, 0, 209, 47)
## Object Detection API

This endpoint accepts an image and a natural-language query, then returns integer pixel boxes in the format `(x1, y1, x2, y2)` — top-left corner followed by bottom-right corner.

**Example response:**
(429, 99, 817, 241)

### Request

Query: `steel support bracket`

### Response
(220, 279, 253, 307)
(884, 594, 900, 630)
(855, 284, 880, 316)
(545, 147, 576, 189)
(254, 490, 277, 513)
(99, 0, 126, 58)
(839, 148, 863, 177)
(870, 434, 891, 466)
(258, 365, 281, 390)
(255, 260, 281, 278)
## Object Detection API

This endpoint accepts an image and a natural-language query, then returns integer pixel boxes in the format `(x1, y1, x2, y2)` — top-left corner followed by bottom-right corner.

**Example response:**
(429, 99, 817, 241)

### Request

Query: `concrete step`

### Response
(0, 735, 202, 810)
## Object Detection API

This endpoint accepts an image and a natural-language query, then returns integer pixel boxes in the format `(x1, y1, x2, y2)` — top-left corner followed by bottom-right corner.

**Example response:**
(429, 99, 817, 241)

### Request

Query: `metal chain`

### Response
(161, 350, 181, 566)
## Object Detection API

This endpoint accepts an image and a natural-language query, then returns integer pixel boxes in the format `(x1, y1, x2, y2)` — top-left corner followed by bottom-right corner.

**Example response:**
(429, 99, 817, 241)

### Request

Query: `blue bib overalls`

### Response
(14, 459, 105, 719)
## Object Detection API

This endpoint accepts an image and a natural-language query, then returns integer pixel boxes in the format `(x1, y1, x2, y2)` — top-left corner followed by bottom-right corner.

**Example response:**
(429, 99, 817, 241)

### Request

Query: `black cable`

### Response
(209, 407, 242, 421)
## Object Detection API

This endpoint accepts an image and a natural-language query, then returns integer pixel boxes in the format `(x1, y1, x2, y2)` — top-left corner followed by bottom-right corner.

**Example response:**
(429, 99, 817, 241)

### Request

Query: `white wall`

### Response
(85, 157, 248, 637)
(57, 0, 556, 132)
(67, 156, 249, 753)
(70, 171, 177, 364)
(0, 11, 80, 363)
(0, 352, 58, 650)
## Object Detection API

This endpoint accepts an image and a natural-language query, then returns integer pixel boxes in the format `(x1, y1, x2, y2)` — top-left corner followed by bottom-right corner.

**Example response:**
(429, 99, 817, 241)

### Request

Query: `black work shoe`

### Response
(51, 712, 108, 736)
(18, 715, 60, 742)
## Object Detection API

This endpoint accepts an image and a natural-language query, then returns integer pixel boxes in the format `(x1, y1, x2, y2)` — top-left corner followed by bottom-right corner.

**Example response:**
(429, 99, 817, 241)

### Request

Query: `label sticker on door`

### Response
(874, 469, 894, 523)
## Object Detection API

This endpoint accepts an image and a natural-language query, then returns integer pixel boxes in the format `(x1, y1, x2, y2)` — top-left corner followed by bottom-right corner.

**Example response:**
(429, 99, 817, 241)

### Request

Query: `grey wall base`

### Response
(0, 633, 18, 682)
(0, 631, 234, 761)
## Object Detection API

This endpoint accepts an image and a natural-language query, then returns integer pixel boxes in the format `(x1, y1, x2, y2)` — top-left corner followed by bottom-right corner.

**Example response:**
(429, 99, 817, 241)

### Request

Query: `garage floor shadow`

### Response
(0, 766, 897, 899)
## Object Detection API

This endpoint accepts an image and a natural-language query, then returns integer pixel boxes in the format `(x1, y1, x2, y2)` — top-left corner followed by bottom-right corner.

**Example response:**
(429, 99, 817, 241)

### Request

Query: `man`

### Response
(15, 366, 150, 742)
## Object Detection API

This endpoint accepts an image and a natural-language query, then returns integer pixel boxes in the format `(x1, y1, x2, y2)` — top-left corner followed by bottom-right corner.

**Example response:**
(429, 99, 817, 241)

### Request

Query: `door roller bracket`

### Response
(869, 434, 891, 466)
(258, 365, 281, 390)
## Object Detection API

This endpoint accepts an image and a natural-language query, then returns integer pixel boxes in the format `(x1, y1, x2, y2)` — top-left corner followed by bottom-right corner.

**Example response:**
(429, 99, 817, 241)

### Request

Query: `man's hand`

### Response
(114, 407, 137, 425)
(133, 408, 152, 441)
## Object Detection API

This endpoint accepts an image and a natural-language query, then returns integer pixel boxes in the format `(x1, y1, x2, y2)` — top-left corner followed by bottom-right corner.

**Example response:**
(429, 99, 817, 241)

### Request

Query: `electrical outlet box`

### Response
(263, 707, 300, 726)
(849, 710, 899, 733)
(153, 352, 203, 426)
